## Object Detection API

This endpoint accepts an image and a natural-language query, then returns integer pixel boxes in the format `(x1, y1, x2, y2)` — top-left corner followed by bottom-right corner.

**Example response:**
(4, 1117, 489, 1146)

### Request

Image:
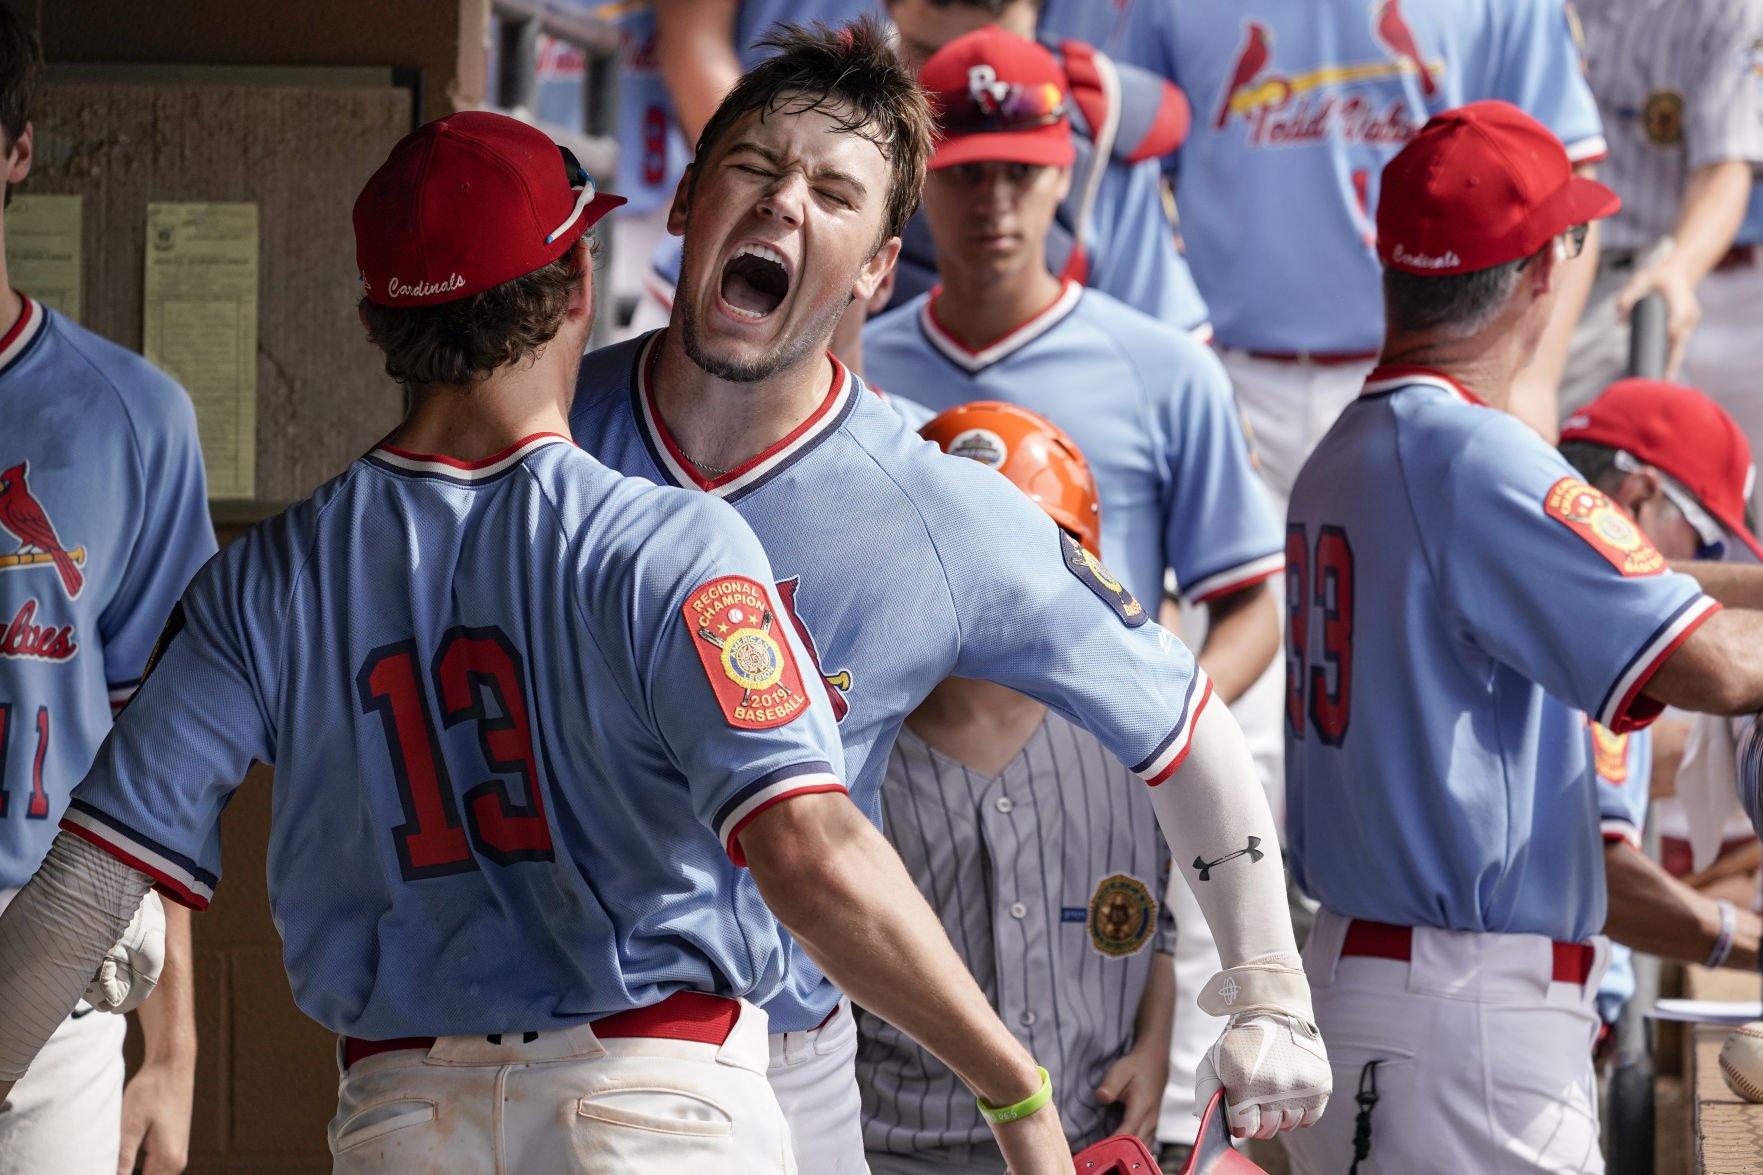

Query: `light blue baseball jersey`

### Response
(601, 3, 692, 217)
(890, 38, 1208, 331)
(864, 283, 1282, 609)
(571, 336, 1215, 1031)
(1037, 0, 1143, 59)
(0, 295, 215, 890)
(1123, 0, 1606, 353)
(734, 1, 881, 68)
(1740, 713, 1763, 841)
(1286, 367, 1717, 942)
(1585, 713, 1652, 1022)
(61, 433, 848, 1039)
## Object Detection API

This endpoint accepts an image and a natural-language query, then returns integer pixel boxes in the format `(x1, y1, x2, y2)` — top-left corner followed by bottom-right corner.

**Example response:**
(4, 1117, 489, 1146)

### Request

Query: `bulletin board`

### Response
(25, 66, 417, 515)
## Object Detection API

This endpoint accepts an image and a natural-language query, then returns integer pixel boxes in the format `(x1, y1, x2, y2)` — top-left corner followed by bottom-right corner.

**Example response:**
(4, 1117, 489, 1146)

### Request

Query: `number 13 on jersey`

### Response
(357, 625, 555, 882)
(1286, 523, 1355, 745)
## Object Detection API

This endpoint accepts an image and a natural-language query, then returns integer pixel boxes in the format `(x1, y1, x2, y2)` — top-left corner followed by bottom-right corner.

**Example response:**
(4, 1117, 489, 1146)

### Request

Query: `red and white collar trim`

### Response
(920, 280, 1083, 373)
(0, 294, 44, 379)
(635, 331, 855, 499)
(367, 432, 572, 480)
(1361, 363, 1487, 407)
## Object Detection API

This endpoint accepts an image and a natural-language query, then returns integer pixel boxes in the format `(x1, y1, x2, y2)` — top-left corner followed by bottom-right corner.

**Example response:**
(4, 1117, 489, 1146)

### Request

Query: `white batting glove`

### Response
(83, 890, 165, 1014)
(1193, 957, 1332, 1139)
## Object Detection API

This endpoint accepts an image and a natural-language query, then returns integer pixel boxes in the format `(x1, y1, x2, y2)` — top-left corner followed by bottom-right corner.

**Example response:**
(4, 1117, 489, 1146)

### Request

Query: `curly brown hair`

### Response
(358, 249, 582, 389)
(690, 16, 934, 245)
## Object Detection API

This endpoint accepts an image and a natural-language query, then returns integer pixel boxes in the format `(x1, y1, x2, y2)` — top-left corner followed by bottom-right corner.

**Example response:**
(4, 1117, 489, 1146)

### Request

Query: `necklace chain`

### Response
(677, 447, 731, 477)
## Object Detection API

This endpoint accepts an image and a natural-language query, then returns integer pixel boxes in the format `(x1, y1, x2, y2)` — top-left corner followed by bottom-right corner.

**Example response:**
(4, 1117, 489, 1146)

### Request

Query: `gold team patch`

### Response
(1089, 874, 1156, 957)
(1543, 478, 1665, 577)
(1591, 721, 1630, 786)
(683, 575, 811, 730)
(1060, 531, 1146, 627)
(1642, 89, 1685, 147)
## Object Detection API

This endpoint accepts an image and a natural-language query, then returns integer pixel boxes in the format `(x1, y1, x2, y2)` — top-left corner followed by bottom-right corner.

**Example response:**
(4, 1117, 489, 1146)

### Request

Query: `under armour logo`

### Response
(967, 63, 1011, 110)
(1218, 976, 1240, 1005)
(1193, 836, 1265, 881)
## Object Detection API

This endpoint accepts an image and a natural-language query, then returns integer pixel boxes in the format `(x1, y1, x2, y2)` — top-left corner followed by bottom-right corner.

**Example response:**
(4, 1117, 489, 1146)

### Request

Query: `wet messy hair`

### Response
(689, 16, 933, 244)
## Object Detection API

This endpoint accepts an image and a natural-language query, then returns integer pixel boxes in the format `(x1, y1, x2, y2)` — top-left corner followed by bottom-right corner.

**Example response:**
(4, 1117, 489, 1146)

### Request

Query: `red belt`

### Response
(1341, 919, 1595, 985)
(341, 990, 742, 1070)
(1236, 347, 1380, 366)
(1715, 243, 1757, 272)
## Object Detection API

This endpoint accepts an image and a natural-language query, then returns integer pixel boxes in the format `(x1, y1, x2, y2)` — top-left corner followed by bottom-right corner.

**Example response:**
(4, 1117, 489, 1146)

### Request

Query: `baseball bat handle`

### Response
(1628, 293, 1668, 379)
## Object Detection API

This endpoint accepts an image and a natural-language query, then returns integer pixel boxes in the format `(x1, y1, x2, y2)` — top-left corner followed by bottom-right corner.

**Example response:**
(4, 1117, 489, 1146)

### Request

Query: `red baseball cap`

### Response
(1378, 100, 1618, 276)
(1561, 378, 1761, 560)
(921, 27, 1076, 170)
(354, 111, 626, 307)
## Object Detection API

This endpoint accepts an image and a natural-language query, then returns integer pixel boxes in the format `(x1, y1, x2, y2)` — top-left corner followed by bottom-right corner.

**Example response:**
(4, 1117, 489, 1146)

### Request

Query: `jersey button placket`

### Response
(1009, 901, 1028, 919)
(995, 796, 1014, 813)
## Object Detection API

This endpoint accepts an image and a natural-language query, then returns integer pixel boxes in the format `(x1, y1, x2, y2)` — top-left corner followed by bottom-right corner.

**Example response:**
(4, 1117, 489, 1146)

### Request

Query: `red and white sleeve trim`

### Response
(1566, 136, 1609, 165)
(1136, 671, 1215, 786)
(717, 767, 846, 867)
(1183, 552, 1284, 605)
(1601, 818, 1641, 850)
(1598, 595, 1721, 732)
(59, 805, 214, 910)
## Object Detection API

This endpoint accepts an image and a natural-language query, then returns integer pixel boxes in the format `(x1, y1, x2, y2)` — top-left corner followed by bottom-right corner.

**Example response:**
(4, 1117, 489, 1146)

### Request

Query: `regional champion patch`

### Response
(1591, 722, 1630, 785)
(1088, 873, 1155, 957)
(1543, 478, 1665, 577)
(683, 575, 811, 730)
(1060, 531, 1147, 627)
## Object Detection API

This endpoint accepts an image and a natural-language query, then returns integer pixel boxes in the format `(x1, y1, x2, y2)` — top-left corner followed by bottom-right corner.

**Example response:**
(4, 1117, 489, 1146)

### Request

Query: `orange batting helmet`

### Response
(920, 401, 1102, 556)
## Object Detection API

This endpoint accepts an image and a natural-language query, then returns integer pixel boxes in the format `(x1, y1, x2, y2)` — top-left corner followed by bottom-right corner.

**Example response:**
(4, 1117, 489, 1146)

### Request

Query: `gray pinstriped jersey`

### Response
(855, 713, 1175, 1154)
(1577, 0, 1763, 250)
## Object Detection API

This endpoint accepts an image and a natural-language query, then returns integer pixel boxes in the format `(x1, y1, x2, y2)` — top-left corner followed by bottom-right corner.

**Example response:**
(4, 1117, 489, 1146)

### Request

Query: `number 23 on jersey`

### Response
(1286, 523, 1355, 745)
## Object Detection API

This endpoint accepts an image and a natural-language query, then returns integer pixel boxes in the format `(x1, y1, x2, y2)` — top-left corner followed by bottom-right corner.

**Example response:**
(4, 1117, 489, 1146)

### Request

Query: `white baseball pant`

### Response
(0, 1002, 124, 1175)
(328, 997, 793, 1174)
(1282, 908, 1609, 1175)
(769, 998, 870, 1174)
(0, 883, 126, 1175)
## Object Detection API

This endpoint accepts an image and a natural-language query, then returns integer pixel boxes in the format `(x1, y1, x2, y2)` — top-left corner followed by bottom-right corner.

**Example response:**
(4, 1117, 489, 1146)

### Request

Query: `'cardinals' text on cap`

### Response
(1377, 100, 1618, 276)
(1561, 378, 1762, 560)
(354, 112, 627, 307)
(920, 27, 1076, 170)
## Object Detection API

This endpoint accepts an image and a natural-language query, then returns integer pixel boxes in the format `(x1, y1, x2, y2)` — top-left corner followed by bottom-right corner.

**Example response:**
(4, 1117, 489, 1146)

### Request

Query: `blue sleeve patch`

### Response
(1060, 531, 1148, 627)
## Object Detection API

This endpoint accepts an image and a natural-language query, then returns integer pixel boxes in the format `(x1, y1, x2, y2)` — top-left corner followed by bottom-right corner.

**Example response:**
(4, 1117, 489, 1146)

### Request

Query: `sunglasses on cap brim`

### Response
(545, 144, 600, 246)
(938, 82, 1067, 137)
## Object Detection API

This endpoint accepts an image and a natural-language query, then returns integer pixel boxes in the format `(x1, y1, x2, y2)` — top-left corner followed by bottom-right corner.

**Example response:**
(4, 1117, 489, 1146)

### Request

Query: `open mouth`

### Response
(719, 244, 791, 320)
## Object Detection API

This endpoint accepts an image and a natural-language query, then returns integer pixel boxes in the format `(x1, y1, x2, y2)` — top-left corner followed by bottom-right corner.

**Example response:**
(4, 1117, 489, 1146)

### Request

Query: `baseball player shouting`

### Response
(0, 9, 211, 1174)
(865, 26, 1281, 701)
(0, 112, 1082, 1174)
(1284, 101, 1763, 1173)
(859, 403, 1178, 1168)
(571, 20, 1330, 1172)
(1104, 0, 1607, 489)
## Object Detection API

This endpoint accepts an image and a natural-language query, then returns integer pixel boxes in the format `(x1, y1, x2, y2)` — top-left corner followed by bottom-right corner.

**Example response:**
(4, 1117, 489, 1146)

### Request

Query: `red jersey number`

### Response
(1286, 524, 1355, 747)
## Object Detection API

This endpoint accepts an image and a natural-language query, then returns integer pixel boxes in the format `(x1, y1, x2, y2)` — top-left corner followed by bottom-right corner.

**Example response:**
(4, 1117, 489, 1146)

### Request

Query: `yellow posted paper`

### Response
(6, 194, 81, 321)
(143, 202, 259, 499)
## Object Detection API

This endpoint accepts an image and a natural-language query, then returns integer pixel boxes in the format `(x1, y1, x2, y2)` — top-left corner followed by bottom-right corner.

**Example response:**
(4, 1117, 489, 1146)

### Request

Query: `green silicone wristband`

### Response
(976, 1066, 1052, 1124)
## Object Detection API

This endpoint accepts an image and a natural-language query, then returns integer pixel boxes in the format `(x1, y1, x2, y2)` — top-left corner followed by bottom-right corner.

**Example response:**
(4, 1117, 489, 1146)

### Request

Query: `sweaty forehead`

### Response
(720, 98, 893, 180)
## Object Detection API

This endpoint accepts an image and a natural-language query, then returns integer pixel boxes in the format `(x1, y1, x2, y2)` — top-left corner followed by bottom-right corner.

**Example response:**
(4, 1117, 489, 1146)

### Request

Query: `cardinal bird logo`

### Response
(0, 462, 85, 599)
(1215, 21, 1274, 130)
(1374, 0, 1438, 99)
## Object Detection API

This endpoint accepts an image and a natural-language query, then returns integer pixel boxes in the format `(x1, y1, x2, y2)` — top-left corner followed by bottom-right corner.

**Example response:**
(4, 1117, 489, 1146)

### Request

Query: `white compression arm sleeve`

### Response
(1146, 699, 1300, 972)
(0, 832, 153, 1079)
